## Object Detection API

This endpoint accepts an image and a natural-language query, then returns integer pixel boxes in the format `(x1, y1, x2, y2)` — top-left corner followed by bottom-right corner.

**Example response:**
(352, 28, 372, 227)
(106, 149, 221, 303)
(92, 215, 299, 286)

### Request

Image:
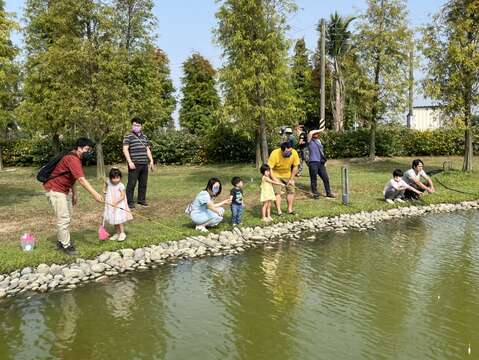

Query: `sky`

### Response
(5, 0, 447, 117)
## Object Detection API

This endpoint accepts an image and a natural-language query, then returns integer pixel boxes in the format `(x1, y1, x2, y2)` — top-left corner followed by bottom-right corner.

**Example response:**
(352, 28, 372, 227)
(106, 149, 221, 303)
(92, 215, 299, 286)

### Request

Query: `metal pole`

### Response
(406, 45, 414, 128)
(320, 18, 326, 131)
(341, 166, 349, 205)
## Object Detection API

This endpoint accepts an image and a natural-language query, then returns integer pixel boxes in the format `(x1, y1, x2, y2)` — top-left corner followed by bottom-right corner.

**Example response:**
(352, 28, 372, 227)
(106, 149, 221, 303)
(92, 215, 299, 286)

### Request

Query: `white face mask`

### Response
(212, 184, 220, 195)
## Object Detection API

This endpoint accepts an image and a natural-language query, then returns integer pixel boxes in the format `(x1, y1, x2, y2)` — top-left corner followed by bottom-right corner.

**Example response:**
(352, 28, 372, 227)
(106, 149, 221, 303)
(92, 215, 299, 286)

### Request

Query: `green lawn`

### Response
(0, 156, 478, 273)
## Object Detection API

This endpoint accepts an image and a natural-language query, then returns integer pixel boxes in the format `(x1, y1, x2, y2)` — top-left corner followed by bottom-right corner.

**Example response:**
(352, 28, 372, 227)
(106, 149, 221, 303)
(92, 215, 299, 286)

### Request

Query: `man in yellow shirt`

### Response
(268, 142, 301, 215)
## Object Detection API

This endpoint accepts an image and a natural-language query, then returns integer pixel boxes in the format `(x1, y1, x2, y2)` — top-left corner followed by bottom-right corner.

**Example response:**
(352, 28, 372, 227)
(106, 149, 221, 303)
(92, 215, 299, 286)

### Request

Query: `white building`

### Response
(408, 106, 446, 130)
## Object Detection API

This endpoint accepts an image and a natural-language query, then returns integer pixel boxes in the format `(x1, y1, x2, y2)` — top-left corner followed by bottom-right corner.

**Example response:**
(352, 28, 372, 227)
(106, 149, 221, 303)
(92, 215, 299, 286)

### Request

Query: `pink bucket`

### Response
(98, 223, 110, 241)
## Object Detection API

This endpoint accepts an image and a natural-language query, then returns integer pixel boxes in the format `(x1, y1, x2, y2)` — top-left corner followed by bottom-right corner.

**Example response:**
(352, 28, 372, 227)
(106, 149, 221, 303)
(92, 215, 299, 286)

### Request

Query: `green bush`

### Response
(2, 126, 477, 167)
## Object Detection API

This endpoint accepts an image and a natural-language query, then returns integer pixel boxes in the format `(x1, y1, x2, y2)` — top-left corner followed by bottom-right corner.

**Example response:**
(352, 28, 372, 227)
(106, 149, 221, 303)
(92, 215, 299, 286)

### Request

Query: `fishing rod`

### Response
(428, 163, 479, 197)
(103, 201, 212, 248)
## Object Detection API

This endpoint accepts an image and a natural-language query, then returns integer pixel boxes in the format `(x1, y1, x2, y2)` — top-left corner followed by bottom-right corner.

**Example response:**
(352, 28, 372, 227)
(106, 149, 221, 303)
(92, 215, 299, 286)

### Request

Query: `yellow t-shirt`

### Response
(268, 148, 300, 179)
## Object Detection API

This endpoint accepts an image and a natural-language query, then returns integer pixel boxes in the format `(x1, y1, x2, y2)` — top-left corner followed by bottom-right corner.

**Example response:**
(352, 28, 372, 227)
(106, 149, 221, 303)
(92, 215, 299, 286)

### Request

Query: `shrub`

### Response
(2, 126, 477, 167)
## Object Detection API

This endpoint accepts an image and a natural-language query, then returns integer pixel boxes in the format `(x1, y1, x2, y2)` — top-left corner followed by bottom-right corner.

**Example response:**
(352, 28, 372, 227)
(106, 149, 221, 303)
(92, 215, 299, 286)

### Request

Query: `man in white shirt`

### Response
(402, 159, 435, 199)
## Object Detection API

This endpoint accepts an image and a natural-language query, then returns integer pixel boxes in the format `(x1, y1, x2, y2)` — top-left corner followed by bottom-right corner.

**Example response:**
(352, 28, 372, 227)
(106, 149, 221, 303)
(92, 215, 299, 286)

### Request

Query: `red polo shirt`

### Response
(43, 153, 85, 194)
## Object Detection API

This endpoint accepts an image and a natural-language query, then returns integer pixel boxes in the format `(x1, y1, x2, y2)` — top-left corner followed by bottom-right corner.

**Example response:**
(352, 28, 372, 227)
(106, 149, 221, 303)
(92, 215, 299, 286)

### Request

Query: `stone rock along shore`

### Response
(1, 200, 478, 300)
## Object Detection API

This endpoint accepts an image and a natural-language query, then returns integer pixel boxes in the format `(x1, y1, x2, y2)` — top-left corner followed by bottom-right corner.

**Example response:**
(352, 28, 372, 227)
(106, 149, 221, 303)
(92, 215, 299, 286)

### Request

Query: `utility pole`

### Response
(406, 46, 414, 128)
(320, 18, 326, 131)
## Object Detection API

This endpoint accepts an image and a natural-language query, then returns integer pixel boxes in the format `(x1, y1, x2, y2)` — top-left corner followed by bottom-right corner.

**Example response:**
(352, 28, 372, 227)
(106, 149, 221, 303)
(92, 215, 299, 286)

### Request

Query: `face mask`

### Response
(212, 184, 220, 195)
(81, 151, 94, 161)
(132, 125, 141, 134)
(283, 150, 292, 158)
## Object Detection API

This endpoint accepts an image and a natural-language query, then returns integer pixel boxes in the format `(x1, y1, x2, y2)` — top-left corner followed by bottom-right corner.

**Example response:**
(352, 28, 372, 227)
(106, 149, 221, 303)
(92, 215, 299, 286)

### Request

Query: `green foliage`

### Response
(179, 53, 220, 136)
(325, 12, 356, 131)
(4, 126, 478, 167)
(0, 0, 20, 168)
(291, 38, 316, 126)
(19, 0, 176, 178)
(421, 0, 479, 171)
(215, 0, 298, 163)
(355, 0, 412, 157)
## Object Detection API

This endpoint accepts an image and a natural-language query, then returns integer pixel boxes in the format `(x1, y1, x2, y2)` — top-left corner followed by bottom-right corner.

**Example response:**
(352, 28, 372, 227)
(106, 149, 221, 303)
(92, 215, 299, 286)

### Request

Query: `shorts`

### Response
(273, 179, 295, 195)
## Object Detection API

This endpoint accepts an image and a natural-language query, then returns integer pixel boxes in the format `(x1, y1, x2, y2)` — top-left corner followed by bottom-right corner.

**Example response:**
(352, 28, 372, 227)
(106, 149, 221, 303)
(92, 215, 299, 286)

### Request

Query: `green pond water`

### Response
(1, 210, 479, 360)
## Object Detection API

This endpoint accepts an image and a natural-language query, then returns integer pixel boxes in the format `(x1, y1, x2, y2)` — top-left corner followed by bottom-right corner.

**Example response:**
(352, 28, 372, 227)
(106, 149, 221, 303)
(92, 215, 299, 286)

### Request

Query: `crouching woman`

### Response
(190, 178, 231, 232)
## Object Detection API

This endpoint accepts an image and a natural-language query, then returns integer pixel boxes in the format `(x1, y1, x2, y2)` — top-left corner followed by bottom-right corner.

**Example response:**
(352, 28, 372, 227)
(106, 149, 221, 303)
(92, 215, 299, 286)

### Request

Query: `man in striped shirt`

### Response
(123, 117, 155, 208)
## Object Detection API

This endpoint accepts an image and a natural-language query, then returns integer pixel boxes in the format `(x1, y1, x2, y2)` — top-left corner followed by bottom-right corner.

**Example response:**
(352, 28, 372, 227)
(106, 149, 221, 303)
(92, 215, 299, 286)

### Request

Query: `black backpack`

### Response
(36, 151, 71, 184)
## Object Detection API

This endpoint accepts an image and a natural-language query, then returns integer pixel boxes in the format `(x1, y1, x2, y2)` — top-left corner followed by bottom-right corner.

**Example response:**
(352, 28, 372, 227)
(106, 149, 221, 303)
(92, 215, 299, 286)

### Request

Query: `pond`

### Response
(1, 211, 478, 360)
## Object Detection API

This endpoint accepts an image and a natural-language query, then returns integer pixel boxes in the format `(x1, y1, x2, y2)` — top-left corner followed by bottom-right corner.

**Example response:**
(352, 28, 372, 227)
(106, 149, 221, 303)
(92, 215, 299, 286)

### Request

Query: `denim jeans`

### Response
(231, 203, 244, 224)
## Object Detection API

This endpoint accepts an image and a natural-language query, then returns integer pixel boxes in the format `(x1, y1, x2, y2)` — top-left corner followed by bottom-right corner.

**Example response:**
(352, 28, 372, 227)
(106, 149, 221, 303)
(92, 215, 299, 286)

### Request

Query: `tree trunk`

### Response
(259, 111, 269, 163)
(52, 132, 61, 154)
(369, 120, 376, 161)
(96, 141, 106, 179)
(0, 144, 3, 171)
(463, 114, 473, 171)
(255, 130, 262, 169)
(332, 61, 344, 132)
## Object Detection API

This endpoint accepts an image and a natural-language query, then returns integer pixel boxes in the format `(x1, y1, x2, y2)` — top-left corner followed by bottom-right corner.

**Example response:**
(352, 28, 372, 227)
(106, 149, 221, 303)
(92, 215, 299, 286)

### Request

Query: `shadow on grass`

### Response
(0, 185, 44, 207)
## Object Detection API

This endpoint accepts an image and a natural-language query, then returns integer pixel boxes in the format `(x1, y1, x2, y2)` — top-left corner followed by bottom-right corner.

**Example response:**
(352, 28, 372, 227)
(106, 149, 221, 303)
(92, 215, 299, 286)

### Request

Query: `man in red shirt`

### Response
(44, 138, 104, 255)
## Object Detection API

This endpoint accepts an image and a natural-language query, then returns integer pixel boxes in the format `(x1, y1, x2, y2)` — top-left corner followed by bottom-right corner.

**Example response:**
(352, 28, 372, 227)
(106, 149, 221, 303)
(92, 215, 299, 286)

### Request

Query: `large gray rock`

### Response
(50, 264, 63, 276)
(36, 264, 50, 274)
(91, 263, 106, 273)
(20, 267, 32, 276)
(62, 268, 84, 280)
(134, 248, 145, 262)
(8, 278, 19, 290)
(121, 249, 135, 258)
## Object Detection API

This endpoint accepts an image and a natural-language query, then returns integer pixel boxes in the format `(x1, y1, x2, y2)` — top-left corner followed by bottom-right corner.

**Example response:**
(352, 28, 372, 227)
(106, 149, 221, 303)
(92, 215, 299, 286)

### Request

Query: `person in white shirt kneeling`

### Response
(384, 169, 423, 204)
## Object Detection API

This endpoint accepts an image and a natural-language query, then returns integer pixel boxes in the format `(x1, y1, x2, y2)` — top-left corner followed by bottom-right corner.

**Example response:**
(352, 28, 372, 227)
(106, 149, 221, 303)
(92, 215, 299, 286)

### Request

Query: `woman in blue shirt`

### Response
(190, 178, 231, 232)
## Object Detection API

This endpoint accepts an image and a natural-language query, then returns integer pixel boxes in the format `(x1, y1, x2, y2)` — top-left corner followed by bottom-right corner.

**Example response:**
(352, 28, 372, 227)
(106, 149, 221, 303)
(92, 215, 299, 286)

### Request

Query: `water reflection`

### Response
(0, 211, 478, 360)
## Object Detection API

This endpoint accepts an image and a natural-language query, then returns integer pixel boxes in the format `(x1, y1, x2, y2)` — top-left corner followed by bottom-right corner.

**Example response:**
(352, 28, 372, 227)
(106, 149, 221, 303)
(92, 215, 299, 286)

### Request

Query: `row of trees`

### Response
(1, 0, 176, 176)
(1, 0, 478, 173)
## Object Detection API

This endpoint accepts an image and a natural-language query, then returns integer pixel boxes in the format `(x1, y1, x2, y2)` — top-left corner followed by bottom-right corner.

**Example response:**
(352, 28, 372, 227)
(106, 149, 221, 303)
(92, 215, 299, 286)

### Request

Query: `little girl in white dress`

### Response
(103, 168, 133, 241)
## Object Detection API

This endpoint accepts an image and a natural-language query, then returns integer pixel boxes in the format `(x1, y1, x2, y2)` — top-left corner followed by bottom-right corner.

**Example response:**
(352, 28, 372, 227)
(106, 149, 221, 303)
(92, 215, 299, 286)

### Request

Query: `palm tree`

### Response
(323, 12, 355, 131)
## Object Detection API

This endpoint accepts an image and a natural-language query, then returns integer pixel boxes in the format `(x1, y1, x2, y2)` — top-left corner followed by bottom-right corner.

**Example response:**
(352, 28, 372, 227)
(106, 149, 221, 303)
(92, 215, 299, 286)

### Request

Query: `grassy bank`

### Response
(0, 156, 478, 273)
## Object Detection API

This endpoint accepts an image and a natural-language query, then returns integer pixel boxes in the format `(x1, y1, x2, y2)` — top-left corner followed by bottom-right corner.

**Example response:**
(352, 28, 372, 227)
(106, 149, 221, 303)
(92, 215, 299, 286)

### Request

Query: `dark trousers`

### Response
(308, 161, 332, 196)
(126, 163, 148, 205)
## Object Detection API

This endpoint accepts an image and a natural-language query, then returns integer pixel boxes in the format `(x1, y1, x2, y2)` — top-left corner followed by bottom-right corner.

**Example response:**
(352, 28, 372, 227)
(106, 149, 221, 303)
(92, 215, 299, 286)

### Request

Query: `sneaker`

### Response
(137, 202, 149, 207)
(312, 192, 321, 199)
(110, 233, 119, 241)
(58, 245, 78, 256)
(128, 203, 135, 209)
(262, 217, 272, 223)
(118, 233, 127, 242)
(386, 199, 394, 204)
(195, 225, 209, 233)
(395, 198, 405, 203)
(326, 193, 337, 198)
(268, 216, 273, 222)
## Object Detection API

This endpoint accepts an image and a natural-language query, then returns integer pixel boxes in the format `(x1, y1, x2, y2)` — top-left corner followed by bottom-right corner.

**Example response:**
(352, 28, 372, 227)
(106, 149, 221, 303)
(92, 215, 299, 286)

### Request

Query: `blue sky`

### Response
(5, 0, 446, 113)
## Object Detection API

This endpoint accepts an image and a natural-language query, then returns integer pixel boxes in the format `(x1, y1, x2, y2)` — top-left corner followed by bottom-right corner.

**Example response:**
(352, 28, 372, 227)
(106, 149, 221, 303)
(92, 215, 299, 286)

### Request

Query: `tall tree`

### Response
(21, 0, 69, 152)
(291, 38, 316, 127)
(114, 0, 176, 133)
(355, 0, 411, 159)
(0, 0, 19, 170)
(421, 0, 479, 171)
(215, 0, 297, 166)
(179, 52, 220, 136)
(325, 12, 355, 132)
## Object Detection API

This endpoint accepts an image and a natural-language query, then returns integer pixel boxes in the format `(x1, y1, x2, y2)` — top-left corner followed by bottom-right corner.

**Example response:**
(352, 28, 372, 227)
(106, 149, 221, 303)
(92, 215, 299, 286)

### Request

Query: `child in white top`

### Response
(384, 169, 422, 204)
(103, 168, 133, 241)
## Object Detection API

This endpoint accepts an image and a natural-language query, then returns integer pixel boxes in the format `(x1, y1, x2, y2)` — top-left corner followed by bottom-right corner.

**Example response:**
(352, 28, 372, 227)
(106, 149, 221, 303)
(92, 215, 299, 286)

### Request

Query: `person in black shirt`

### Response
(229, 177, 244, 225)
(122, 117, 155, 208)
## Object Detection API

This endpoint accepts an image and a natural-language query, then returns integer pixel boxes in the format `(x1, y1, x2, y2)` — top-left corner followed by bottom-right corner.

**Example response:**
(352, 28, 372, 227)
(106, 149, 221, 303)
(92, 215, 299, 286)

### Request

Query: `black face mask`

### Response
(81, 151, 94, 161)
